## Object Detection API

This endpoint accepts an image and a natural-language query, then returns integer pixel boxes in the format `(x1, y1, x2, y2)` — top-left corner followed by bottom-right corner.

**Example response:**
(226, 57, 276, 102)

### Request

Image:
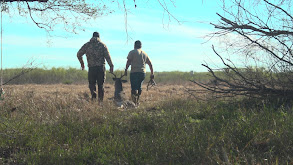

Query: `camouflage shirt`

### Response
(77, 37, 113, 67)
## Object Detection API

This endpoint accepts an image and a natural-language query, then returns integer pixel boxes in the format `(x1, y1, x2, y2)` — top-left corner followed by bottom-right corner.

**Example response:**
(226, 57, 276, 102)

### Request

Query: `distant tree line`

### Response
(1, 67, 214, 85)
(2, 68, 87, 85)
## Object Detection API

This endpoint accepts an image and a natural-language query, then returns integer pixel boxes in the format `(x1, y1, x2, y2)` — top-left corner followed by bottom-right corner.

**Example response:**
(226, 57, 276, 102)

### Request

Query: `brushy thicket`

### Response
(0, 91, 293, 164)
(2, 67, 212, 85)
(3, 68, 88, 85)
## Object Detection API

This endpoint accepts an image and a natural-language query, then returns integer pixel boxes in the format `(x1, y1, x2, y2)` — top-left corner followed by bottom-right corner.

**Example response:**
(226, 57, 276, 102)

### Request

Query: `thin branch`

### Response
(263, 0, 293, 21)
(26, 1, 51, 30)
(236, 30, 293, 66)
(214, 13, 293, 36)
(122, 0, 131, 42)
(4, 0, 47, 2)
(157, 0, 181, 24)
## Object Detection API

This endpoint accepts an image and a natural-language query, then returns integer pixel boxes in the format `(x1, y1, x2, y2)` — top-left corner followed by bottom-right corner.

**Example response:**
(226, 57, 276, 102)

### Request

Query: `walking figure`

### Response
(77, 32, 114, 103)
(124, 40, 154, 105)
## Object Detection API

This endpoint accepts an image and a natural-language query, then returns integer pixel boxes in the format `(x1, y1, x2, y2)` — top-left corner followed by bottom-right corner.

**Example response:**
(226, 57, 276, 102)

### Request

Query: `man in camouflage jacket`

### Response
(77, 32, 114, 102)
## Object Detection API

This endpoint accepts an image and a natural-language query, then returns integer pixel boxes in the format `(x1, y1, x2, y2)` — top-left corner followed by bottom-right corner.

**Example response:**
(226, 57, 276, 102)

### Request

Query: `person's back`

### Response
(128, 49, 150, 73)
(78, 37, 112, 68)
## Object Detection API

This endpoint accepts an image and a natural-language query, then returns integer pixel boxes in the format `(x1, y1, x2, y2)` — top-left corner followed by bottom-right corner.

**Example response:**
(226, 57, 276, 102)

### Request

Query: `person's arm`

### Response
(103, 45, 114, 73)
(124, 59, 131, 76)
(77, 44, 86, 70)
(146, 60, 154, 79)
(145, 55, 154, 79)
(124, 52, 132, 76)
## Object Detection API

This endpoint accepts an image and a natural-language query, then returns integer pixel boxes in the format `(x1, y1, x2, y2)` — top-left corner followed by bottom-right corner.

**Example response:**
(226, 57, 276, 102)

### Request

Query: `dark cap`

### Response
(134, 40, 142, 49)
(93, 32, 100, 38)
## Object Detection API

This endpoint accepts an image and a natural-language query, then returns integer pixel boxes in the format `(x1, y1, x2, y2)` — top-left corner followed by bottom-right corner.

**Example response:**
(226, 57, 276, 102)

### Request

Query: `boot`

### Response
(89, 84, 97, 101)
(136, 95, 140, 106)
(98, 90, 104, 103)
(136, 90, 142, 105)
(91, 92, 97, 101)
(131, 90, 138, 105)
(131, 93, 136, 104)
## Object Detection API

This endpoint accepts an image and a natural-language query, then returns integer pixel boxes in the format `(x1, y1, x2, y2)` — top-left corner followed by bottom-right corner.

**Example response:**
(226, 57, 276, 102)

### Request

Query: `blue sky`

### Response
(1, 0, 225, 72)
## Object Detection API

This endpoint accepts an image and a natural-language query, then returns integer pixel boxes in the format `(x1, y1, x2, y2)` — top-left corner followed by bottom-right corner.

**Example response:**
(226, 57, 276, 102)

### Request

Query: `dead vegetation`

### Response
(35, 83, 194, 101)
(1, 83, 293, 164)
(1, 82, 200, 111)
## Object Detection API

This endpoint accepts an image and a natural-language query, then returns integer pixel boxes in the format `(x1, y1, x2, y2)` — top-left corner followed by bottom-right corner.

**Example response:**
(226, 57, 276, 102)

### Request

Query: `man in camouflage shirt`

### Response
(77, 32, 114, 102)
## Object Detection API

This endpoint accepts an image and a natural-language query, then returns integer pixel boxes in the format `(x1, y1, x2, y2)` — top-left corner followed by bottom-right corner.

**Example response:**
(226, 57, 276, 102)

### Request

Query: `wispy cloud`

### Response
(2, 5, 218, 71)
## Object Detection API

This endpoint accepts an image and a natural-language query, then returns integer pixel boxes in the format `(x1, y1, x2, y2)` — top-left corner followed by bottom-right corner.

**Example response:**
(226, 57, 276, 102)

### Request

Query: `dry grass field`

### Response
(1, 82, 201, 124)
(1, 82, 293, 164)
(3, 82, 199, 107)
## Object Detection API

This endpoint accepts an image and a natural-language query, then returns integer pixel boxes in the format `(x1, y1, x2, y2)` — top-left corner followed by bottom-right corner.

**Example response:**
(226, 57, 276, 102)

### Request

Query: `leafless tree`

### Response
(1, 0, 179, 35)
(1, 0, 115, 34)
(192, 0, 293, 100)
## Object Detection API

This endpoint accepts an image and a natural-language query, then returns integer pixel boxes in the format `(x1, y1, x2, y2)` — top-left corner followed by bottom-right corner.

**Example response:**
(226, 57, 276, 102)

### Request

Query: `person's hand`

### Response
(124, 69, 128, 76)
(150, 74, 154, 79)
(81, 63, 85, 70)
(110, 66, 114, 73)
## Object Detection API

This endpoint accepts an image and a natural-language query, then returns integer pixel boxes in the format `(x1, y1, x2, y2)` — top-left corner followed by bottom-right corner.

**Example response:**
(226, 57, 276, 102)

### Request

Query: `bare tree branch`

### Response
(212, 13, 293, 37)
(2, 0, 180, 36)
(191, 0, 293, 101)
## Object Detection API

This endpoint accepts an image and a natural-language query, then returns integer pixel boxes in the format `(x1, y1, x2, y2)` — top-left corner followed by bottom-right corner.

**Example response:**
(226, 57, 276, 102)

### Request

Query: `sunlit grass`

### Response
(0, 84, 292, 164)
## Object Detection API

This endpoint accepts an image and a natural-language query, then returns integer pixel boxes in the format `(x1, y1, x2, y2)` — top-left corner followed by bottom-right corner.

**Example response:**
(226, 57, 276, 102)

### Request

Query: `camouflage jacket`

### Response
(77, 37, 113, 67)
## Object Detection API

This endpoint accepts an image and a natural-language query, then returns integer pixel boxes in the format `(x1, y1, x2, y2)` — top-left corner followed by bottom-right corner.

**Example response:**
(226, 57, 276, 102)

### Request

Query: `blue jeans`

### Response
(130, 72, 146, 93)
